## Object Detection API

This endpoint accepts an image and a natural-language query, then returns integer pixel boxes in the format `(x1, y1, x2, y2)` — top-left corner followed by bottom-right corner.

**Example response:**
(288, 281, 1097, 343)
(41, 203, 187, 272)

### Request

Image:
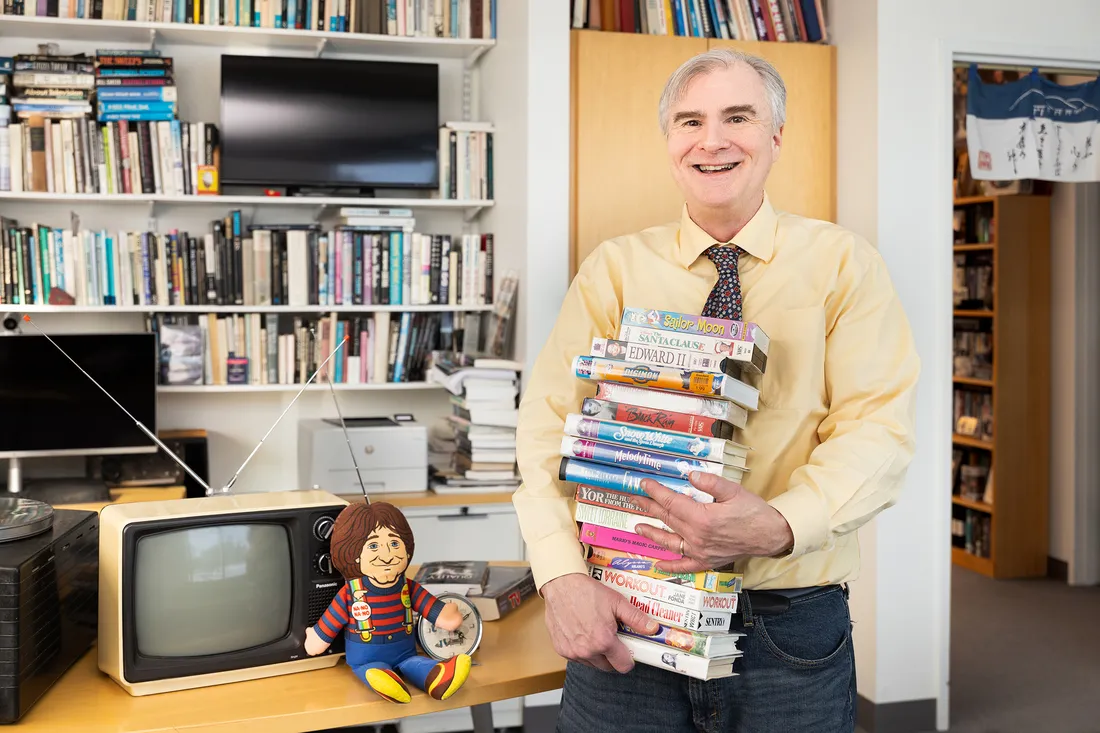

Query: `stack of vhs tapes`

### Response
(557, 306, 769, 680)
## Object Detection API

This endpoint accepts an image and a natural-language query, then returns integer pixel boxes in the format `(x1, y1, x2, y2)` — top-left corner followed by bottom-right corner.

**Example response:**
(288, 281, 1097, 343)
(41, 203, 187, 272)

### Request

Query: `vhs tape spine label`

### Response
(581, 397, 735, 439)
(587, 563, 740, 612)
(575, 485, 653, 516)
(558, 457, 715, 504)
(564, 414, 726, 462)
(580, 523, 682, 560)
(573, 500, 671, 533)
(561, 435, 724, 479)
(620, 306, 770, 355)
(591, 336, 726, 372)
(594, 381, 747, 426)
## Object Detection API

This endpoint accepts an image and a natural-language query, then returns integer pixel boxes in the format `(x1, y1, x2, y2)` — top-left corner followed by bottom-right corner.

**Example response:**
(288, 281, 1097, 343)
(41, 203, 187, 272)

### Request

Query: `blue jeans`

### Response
(344, 634, 439, 692)
(556, 585, 856, 733)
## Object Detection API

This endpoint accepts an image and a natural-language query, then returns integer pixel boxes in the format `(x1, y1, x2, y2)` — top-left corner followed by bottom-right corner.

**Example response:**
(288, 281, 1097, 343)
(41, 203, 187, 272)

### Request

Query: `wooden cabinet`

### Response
(951, 194, 1051, 578)
(569, 30, 836, 275)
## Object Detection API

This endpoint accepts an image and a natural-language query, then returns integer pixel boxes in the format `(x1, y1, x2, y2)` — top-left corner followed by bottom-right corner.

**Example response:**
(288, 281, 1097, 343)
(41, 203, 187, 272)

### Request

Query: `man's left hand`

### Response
(631, 472, 795, 573)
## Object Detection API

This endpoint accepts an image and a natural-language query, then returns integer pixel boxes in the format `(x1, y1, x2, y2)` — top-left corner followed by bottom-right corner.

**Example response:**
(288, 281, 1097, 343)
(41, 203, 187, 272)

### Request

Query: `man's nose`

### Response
(700, 122, 731, 152)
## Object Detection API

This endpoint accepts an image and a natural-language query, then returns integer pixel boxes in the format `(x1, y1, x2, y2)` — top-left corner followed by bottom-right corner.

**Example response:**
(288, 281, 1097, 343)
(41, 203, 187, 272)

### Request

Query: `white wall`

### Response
(829, 0, 880, 704)
(850, 1, 1100, 728)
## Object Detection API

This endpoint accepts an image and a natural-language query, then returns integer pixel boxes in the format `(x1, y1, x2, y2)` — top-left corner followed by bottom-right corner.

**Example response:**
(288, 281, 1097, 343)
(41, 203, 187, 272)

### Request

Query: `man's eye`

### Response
(391, 540, 400, 548)
(368, 543, 379, 551)
(729, 116, 745, 124)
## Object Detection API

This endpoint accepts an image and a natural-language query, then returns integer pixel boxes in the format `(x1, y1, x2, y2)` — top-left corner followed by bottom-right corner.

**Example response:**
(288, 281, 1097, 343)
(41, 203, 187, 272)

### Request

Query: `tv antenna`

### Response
(21, 315, 351, 497)
(320, 348, 371, 504)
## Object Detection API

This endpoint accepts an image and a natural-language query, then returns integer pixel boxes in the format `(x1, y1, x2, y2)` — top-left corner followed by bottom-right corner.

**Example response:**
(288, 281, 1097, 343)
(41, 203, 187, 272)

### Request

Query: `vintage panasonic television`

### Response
(98, 489, 349, 696)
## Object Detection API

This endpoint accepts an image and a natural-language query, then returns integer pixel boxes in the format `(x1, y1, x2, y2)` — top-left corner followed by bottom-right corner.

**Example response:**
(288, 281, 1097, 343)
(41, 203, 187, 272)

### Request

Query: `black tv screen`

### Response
(0, 333, 158, 456)
(219, 55, 440, 190)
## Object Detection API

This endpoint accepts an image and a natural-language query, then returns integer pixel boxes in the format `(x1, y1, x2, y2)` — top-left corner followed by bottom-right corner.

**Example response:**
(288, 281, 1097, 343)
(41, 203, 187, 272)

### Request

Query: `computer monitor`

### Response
(0, 332, 159, 500)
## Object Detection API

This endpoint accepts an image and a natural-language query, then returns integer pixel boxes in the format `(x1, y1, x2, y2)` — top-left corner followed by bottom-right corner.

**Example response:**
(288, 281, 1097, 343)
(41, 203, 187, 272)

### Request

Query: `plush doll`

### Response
(304, 502, 472, 704)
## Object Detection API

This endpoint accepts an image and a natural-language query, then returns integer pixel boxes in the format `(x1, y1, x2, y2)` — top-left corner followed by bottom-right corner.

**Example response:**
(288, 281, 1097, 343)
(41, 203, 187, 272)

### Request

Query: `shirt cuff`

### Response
(423, 597, 444, 627)
(526, 530, 589, 596)
(767, 485, 831, 559)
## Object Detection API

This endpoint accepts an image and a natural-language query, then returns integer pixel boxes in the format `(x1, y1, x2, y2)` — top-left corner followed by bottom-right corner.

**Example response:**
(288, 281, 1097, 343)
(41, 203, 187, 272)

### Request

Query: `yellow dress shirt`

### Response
(513, 194, 920, 593)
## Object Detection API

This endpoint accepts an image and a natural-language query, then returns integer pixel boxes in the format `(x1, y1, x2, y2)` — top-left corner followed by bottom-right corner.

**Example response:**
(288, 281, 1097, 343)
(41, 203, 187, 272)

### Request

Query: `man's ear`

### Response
(772, 124, 784, 159)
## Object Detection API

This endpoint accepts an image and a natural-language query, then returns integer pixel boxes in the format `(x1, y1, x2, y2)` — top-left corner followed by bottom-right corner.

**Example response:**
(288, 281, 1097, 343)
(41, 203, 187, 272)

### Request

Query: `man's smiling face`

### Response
(358, 526, 409, 587)
(665, 62, 782, 217)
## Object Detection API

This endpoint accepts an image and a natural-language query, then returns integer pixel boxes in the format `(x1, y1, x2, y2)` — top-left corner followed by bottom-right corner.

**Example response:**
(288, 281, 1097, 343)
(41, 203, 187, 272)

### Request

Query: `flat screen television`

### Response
(0, 332, 158, 493)
(98, 489, 349, 695)
(218, 54, 440, 192)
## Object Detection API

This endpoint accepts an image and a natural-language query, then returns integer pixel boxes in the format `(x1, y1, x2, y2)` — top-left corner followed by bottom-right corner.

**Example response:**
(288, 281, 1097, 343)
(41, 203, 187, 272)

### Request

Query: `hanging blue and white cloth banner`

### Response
(966, 64, 1100, 182)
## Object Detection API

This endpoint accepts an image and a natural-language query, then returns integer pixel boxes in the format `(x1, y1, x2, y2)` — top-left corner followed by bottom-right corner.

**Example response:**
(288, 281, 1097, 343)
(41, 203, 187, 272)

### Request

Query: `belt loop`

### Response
(739, 591, 753, 628)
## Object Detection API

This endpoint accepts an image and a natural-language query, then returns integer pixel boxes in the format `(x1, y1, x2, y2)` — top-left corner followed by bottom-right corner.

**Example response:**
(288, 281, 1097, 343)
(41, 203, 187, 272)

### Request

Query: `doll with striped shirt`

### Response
(304, 502, 471, 704)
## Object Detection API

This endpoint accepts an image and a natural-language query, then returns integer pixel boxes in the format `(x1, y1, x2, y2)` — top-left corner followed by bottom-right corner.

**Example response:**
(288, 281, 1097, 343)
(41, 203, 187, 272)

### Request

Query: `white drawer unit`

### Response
(402, 503, 524, 565)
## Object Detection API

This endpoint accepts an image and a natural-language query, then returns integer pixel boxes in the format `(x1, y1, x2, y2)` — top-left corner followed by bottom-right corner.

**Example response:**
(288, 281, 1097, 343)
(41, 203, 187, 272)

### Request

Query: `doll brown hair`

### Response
(330, 502, 416, 580)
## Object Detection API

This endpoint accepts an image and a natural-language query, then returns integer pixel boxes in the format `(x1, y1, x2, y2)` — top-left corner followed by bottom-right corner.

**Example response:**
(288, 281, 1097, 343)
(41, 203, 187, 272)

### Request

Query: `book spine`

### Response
(573, 499, 669, 532)
(616, 589, 735, 632)
(575, 484, 653, 516)
(585, 545, 743, 594)
(561, 435, 726, 479)
(573, 355, 754, 408)
(594, 381, 746, 426)
(558, 456, 714, 504)
(580, 522, 681, 560)
(592, 336, 731, 374)
(619, 619, 728, 658)
(620, 306, 770, 355)
(564, 412, 726, 461)
(580, 397, 735, 440)
(615, 634, 725, 680)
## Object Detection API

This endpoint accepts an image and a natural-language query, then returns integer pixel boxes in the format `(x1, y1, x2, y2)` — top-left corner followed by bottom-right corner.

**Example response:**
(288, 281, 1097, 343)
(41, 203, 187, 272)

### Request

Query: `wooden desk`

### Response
(16, 593, 563, 733)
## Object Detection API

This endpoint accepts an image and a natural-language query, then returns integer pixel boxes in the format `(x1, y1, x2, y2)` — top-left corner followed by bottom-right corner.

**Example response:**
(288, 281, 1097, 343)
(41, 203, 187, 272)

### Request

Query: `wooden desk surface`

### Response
(17, 588, 562, 733)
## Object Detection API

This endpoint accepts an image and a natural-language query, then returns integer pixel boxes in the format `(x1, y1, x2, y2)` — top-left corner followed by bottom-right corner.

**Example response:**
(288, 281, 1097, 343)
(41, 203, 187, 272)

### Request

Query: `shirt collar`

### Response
(676, 192, 778, 268)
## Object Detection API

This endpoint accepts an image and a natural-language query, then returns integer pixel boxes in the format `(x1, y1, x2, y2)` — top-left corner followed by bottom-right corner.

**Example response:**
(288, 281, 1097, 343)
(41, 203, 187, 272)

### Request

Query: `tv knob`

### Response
(315, 553, 334, 576)
(313, 517, 335, 542)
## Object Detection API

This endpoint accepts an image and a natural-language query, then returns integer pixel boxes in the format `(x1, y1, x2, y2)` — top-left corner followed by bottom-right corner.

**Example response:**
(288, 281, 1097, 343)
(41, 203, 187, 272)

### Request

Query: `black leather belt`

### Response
(738, 584, 845, 627)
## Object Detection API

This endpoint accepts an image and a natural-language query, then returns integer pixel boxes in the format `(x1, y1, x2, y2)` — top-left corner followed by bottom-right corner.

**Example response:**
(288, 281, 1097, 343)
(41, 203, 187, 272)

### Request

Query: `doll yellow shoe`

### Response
(365, 668, 411, 703)
(426, 654, 472, 701)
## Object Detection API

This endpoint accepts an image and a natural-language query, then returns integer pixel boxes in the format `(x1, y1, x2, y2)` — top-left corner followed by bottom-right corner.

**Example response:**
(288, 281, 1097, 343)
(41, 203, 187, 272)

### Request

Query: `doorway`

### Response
(945, 52, 1100, 733)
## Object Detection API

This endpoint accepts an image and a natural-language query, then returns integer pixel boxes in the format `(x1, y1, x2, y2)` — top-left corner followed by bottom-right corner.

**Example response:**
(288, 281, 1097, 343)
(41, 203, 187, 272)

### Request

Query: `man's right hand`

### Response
(540, 573, 660, 674)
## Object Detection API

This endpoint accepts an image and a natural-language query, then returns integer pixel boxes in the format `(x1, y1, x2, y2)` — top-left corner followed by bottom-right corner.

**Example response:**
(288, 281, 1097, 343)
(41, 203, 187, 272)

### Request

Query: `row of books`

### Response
(953, 386, 993, 442)
(1, 116, 216, 195)
(154, 309, 471, 386)
(439, 121, 493, 201)
(952, 448, 993, 506)
(952, 509, 991, 559)
(952, 318, 992, 381)
(570, 0, 828, 43)
(0, 214, 494, 309)
(556, 305, 772, 680)
(3, 51, 179, 124)
(0, 0, 497, 39)
(953, 251, 993, 310)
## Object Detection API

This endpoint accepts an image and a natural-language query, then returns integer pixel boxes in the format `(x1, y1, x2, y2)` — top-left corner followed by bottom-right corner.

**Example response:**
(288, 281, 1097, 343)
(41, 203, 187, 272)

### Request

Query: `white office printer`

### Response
(298, 414, 428, 496)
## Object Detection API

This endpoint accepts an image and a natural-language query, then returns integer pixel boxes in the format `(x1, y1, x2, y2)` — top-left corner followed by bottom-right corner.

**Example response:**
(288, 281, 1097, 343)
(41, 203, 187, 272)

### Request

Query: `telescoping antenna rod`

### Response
(21, 315, 214, 496)
(218, 335, 350, 495)
(323, 369, 370, 504)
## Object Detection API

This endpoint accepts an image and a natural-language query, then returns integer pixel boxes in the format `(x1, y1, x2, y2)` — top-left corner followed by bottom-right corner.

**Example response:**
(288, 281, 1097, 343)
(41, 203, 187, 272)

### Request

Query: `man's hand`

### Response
(631, 472, 795, 573)
(434, 601, 465, 631)
(540, 572, 659, 674)
(304, 626, 330, 657)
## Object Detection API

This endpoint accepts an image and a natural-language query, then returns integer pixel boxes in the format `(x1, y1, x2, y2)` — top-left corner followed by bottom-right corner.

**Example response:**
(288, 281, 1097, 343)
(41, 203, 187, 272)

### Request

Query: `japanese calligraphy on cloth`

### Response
(966, 64, 1099, 182)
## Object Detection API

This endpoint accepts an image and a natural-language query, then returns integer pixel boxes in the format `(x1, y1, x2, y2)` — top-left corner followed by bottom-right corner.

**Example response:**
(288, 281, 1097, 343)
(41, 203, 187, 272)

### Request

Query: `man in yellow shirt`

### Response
(513, 48, 919, 732)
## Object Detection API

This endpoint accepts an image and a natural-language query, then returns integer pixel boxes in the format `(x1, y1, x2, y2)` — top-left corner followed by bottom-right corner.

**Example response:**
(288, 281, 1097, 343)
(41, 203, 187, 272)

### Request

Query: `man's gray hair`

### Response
(658, 49, 787, 136)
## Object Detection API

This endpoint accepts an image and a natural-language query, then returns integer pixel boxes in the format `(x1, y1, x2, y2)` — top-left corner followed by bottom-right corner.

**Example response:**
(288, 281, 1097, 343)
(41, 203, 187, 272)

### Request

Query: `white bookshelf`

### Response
(158, 381, 443, 393)
(0, 191, 493, 217)
(15, 303, 494, 313)
(0, 15, 495, 59)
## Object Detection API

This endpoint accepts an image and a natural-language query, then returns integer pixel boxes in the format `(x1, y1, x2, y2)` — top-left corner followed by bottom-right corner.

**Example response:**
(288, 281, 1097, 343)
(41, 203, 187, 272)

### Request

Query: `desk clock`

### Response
(417, 593, 484, 661)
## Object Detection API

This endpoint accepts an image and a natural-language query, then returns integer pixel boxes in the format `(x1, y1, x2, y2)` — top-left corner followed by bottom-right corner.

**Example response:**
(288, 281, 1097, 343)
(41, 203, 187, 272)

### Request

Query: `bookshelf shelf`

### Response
(0, 15, 495, 60)
(952, 434, 993, 451)
(158, 382, 443, 393)
(0, 191, 493, 216)
(951, 194, 1050, 579)
(953, 376, 993, 388)
(952, 546, 994, 578)
(15, 304, 495, 315)
(952, 495, 994, 514)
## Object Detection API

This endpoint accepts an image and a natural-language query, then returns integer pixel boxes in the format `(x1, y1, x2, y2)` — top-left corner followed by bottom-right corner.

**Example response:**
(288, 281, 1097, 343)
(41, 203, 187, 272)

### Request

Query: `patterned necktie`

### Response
(701, 245, 744, 321)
